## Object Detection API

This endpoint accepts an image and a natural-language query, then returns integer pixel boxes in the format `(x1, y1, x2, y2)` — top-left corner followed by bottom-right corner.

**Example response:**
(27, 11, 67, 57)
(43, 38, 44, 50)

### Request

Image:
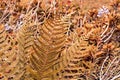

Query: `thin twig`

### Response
(102, 57, 117, 80)
(100, 56, 109, 80)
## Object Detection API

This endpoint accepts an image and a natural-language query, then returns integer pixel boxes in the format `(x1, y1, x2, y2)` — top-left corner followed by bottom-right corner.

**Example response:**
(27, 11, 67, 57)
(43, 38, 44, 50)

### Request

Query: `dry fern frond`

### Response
(0, 0, 119, 80)
(60, 29, 97, 80)
(16, 21, 37, 79)
(29, 16, 68, 80)
(0, 24, 25, 79)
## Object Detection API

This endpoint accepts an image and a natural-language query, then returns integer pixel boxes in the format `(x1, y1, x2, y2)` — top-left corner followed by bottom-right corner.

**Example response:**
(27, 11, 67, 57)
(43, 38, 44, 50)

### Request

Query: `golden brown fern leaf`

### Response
(16, 21, 37, 79)
(29, 16, 68, 80)
(60, 29, 98, 80)
(0, 24, 24, 80)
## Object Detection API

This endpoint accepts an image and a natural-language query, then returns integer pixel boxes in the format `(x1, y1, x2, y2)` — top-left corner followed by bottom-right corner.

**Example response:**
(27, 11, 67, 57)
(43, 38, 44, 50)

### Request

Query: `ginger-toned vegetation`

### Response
(0, 0, 120, 80)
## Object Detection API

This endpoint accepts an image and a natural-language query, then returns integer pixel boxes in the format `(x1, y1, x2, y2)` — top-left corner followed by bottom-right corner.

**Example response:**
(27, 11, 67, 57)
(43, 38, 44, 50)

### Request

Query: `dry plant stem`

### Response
(100, 56, 120, 80)
(101, 27, 115, 42)
(1, 3, 16, 23)
(53, 0, 56, 15)
(46, 3, 53, 19)
(26, 0, 34, 13)
(46, 0, 57, 19)
(103, 28, 115, 42)
(0, 3, 14, 23)
(100, 56, 109, 80)
(110, 68, 120, 80)
(35, 13, 38, 25)
(24, 8, 35, 20)
(111, 74, 120, 80)
(110, 65, 120, 80)
(62, 11, 76, 21)
(80, 19, 82, 27)
(33, 1, 40, 15)
(0, 8, 9, 21)
(82, 14, 87, 26)
(0, 13, 11, 23)
(31, 1, 41, 25)
(79, 14, 86, 28)
(101, 24, 109, 37)
(108, 61, 120, 79)
(102, 57, 117, 80)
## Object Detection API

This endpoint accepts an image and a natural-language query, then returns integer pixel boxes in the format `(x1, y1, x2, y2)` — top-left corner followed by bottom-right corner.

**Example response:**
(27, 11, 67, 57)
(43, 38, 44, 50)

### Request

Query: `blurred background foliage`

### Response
(0, 0, 120, 80)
